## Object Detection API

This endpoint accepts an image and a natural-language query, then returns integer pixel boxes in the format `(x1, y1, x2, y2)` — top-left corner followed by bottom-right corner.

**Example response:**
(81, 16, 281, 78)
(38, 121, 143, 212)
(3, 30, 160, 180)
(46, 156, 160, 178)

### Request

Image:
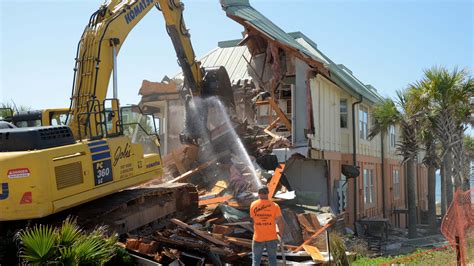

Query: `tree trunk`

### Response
(427, 165, 437, 234)
(452, 129, 465, 190)
(407, 158, 417, 238)
(443, 150, 454, 208)
(440, 164, 446, 217)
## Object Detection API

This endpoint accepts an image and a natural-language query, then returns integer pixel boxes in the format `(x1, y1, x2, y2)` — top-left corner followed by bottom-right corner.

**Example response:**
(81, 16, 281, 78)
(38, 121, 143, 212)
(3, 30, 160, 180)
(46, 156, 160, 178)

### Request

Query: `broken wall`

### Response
(283, 157, 328, 205)
(293, 58, 309, 145)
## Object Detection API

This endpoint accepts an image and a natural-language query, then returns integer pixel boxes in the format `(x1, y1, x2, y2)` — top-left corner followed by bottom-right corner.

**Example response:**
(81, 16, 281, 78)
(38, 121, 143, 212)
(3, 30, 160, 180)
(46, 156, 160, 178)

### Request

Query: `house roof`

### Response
(220, 0, 326, 66)
(288, 32, 383, 104)
(220, 0, 383, 104)
(174, 45, 253, 86)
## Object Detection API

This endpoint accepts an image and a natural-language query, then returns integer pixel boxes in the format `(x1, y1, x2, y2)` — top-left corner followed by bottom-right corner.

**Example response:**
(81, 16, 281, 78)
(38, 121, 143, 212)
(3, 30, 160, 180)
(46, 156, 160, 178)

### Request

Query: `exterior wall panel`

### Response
(309, 76, 341, 152)
(307, 72, 427, 229)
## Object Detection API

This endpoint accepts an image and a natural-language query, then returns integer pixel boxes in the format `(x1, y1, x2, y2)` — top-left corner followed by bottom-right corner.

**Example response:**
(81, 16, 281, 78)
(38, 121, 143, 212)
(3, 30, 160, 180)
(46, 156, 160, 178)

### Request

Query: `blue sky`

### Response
(0, 0, 473, 110)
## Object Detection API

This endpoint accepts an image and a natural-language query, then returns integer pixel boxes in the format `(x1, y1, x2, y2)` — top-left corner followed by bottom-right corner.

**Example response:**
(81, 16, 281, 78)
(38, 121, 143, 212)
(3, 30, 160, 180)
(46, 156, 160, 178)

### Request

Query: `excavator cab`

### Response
(120, 105, 161, 155)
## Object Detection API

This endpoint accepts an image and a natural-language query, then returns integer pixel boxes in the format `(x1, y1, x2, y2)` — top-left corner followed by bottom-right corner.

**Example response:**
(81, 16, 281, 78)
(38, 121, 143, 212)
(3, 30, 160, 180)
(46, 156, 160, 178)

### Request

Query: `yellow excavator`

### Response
(0, 0, 232, 230)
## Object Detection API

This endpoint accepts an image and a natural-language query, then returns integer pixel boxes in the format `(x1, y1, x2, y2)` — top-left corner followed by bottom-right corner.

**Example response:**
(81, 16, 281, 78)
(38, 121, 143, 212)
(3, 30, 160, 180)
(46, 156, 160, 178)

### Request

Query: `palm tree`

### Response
(406, 85, 439, 233)
(422, 67, 473, 208)
(368, 99, 399, 219)
(369, 94, 419, 238)
(463, 135, 474, 190)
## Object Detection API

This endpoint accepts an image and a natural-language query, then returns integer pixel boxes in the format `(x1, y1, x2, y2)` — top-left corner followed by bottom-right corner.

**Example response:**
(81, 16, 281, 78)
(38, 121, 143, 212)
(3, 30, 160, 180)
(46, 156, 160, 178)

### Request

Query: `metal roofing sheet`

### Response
(221, 0, 325, 65)
(175, 46, 252, 85)
(288, 32, 383, 103)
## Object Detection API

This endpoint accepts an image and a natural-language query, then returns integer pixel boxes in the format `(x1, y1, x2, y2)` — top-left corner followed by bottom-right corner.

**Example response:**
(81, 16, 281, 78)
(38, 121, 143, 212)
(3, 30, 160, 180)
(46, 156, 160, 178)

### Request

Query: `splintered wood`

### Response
(167, 159, 216, 184)
(294, 221, 334, 252)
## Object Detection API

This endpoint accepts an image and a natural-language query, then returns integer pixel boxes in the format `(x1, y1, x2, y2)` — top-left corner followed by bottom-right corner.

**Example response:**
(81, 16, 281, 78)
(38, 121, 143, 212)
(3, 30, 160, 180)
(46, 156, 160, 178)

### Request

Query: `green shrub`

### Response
(16, 217, 118, 265)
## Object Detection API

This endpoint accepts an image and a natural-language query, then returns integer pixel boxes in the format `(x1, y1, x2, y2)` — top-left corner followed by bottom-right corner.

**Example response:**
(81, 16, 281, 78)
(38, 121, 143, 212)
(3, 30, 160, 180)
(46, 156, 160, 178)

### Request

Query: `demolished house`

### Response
(130, 0, 431, 264)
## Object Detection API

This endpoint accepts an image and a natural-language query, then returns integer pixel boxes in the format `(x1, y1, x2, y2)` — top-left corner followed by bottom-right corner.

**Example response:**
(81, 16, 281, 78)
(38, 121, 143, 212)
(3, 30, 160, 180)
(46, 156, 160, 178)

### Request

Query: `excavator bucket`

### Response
(179, 66, 234, 145)
(201, 66, 235, 107)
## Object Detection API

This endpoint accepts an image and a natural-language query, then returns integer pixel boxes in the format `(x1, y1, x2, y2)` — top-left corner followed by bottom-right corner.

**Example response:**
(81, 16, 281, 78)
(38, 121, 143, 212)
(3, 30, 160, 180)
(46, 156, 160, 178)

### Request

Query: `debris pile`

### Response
(123, 202, 340, 265)
(122, 138, 343, 264)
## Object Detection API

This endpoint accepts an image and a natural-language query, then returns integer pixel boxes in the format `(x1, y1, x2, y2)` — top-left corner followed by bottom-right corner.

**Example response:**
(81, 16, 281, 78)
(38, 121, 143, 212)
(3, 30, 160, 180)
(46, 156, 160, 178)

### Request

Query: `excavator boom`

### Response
(69, 0, 206, 140)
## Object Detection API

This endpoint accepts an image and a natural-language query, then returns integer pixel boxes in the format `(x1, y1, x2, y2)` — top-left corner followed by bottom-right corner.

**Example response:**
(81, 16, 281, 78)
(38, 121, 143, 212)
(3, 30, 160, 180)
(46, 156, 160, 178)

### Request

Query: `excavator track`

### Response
(38, 183, 199, 235)
(0, 183, 198, 264)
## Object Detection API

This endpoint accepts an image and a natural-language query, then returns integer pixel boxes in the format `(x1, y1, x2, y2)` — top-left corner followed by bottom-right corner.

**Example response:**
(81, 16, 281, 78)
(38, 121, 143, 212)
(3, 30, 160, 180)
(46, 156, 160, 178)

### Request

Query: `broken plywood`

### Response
(139, 79, 179, 96)
(297, 213, 327, 251)
(302, 245, 324, 262)
(295, 221, 334, 252)
(281, 208, 303, 245)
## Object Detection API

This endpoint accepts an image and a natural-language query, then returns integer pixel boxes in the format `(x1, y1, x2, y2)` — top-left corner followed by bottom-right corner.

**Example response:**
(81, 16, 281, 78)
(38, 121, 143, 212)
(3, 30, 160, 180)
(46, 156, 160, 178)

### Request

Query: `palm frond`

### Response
(368, 98, 399, 140)
(58, 216, 83, 247)
(16, 224, 57, 264)
(74, 226, 117, 265)
(58, 246, 77, 266)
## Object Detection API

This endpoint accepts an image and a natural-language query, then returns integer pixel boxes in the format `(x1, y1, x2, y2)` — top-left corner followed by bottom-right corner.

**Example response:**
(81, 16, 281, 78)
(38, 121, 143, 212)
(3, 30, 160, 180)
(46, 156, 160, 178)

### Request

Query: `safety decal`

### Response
(7, 168, 30, 179)
(20, 192, 32, 204)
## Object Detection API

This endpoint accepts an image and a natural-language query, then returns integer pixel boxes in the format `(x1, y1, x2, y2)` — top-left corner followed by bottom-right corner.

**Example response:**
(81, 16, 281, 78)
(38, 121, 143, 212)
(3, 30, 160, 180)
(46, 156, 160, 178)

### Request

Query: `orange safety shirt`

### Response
(250, 199, 282, 242)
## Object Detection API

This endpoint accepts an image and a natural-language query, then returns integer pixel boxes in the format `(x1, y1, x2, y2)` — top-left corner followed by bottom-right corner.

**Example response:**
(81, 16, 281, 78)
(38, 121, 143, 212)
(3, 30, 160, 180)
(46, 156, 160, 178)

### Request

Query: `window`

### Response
(359, 106, 368, 140)
(389, 125, 396, 147)
(50, 112, 67, 126)
(363, 168, 375, 206)
(393, 169, 400, 199)
(340, 99, 348, 128)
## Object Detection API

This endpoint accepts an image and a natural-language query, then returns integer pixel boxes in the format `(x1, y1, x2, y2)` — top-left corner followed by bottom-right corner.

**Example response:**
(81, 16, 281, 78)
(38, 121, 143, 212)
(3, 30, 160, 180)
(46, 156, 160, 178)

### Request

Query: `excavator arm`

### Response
(68, 0, 219, 140)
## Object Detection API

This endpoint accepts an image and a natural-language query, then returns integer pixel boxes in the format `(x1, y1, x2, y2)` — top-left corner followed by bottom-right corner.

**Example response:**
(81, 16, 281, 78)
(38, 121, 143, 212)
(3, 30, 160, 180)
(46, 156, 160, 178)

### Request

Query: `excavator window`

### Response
(120, 105, 160, 155)
(49, 112, 68, 126)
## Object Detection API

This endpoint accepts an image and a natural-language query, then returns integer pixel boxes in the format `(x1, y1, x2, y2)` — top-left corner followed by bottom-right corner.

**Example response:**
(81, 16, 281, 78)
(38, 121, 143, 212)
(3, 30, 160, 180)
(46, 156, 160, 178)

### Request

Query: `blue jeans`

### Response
(252, 239, 278, 266)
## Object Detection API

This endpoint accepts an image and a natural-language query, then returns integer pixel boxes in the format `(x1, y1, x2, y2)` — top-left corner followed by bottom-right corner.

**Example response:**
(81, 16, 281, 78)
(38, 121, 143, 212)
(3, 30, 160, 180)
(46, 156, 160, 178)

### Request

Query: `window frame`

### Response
(340, 99, 348, 128)
(359, 106, 369, 140)
(392, 169, 400, 200)
(389, 125, 396, 148)
(363, 168, 376, 207)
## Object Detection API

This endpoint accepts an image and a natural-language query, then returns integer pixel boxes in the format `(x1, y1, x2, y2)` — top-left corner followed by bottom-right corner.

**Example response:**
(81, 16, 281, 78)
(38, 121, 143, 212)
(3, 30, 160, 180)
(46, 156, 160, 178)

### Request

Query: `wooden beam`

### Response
(267, 98, 292, 131)
(256, 98, 292, 134)
(268, 164, 285, 198)
(294, 221, 334, 252)
(263, 128, 280, 139)
(266, 117, 281, 131)
(255, 100, 269, 106)
(171, 218, 229, 247)
(167, 159, 216, 183)
(198, 195, 233, 206)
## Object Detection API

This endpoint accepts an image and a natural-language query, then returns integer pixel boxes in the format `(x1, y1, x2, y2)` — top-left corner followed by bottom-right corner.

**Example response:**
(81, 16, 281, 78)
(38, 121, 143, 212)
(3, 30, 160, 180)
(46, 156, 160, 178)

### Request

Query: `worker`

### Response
(250, 186, 285, 266)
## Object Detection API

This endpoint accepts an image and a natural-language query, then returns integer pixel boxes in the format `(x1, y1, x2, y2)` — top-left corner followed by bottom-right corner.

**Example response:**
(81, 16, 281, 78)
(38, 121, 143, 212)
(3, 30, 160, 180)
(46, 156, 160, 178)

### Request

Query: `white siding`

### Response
(309, 75, 340, 152)
(309, 75, 403, 162)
